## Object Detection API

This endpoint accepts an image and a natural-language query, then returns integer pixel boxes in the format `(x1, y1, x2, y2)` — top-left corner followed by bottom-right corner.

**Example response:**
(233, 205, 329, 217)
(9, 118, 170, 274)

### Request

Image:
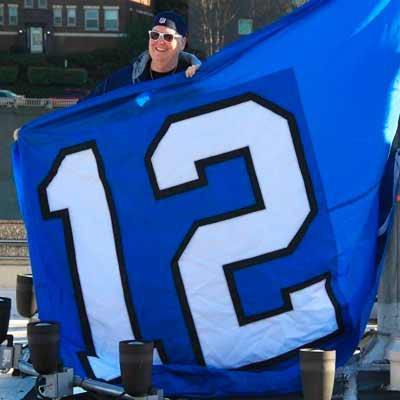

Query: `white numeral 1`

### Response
(44, 146, 161, 380)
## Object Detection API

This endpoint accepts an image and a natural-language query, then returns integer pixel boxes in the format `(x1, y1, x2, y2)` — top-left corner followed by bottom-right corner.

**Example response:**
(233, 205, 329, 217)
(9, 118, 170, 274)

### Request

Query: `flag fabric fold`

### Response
(13, 0, 400, 396)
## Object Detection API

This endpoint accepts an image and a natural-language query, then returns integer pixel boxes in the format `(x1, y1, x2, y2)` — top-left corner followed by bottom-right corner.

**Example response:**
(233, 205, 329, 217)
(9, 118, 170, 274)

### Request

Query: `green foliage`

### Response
(66, 48, 131, 83)
(0, 47, 130, 96)
(0, 66, 19, 84)
(154, 0, 188, 15)
(0, 54, 48, 80)
(67, 48, 130, 70)
(125, 14, 153, 57)
(1, 81, 89, 98)
(27, 67, 51, 85)
(0, 53, 48, 67)
(51, 68, 88, 86)
(28, 67, 87, 86)
(0, 48, 130, 87)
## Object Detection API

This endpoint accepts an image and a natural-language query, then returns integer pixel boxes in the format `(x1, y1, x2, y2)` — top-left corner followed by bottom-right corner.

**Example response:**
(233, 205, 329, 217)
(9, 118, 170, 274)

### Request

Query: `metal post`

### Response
(379, 192, 400, 358)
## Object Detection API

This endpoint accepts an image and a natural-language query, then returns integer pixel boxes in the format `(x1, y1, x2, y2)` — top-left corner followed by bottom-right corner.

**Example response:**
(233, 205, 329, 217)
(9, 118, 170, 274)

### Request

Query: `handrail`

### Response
(0, 97, 79, 109)
(0, 239, 27, 245)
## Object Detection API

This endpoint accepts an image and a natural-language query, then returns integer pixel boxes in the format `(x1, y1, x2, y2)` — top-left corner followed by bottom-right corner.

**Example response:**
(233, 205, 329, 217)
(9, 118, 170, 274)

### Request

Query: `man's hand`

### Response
(185, 65, 199, 78)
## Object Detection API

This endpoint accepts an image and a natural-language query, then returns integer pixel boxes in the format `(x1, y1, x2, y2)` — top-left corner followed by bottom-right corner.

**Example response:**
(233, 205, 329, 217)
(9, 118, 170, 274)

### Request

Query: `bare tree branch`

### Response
(187, 0, 304, 56)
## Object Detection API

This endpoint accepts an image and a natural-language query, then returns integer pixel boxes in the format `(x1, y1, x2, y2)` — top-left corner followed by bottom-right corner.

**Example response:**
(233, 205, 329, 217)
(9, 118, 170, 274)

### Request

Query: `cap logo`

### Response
(159, 17, 167, 23)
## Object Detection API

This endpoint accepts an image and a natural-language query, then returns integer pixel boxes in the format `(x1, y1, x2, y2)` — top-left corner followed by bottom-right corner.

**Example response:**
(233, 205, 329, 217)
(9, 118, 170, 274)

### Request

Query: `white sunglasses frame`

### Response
(148, 30, 182, 42)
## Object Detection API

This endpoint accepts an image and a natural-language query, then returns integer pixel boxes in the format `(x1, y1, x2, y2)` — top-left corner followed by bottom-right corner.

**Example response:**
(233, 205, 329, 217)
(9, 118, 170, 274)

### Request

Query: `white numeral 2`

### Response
(148, 97, 338, 368)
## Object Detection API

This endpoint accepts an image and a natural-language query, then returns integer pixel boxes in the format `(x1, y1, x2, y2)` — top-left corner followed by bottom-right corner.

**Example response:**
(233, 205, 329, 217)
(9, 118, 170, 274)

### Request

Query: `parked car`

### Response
(0, 90, 25, 100)
(0, 90, 26, 108)
(0, 89, 18, 98)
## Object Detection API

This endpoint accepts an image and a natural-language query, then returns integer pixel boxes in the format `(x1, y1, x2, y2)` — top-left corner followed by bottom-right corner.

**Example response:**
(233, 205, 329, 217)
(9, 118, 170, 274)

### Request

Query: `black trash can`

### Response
(120, 340, 154, 396)
(27, 321, 60, 374)
(16, 273, 37, 318)
(0, 297, 11, 344)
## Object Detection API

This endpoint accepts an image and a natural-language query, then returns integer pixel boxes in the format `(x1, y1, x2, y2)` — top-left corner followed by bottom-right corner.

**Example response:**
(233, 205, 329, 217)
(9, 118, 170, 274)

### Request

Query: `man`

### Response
(86, 11, 201, 99)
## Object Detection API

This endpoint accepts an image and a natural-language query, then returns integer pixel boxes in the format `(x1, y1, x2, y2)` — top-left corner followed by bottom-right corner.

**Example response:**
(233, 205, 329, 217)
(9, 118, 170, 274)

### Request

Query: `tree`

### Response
(187, 0, 309, 57)
(154, 0, 188, 15)
(152, 0, 309, 57)
(188, 0, 239, 56)
(248, 0, 308, 30)
(125, 14, 153, 58)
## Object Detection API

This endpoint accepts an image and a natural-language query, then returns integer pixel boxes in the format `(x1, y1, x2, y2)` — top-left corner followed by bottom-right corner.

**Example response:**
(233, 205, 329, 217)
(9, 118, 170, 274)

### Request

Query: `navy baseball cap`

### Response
(152, 11, 188, 37)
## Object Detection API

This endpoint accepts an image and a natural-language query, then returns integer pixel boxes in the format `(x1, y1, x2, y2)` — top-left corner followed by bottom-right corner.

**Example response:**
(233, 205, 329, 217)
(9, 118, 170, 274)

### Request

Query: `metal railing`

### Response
(50, 98, 79, 108)
(0, 239, 27, 245)
(0, 98, 16, 107)
(16, 97, 51, 107)
(0, 97, 79, 109)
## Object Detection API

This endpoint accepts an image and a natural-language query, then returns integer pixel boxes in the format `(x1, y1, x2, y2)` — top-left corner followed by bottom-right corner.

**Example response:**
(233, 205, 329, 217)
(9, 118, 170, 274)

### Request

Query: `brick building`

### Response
(0, 0, 153, 55)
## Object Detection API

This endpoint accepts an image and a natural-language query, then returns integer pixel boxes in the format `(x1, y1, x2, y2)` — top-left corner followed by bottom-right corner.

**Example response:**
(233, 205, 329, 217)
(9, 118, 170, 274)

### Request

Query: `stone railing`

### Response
(0, 97, 79, 109)
(0, 220, 29, 265)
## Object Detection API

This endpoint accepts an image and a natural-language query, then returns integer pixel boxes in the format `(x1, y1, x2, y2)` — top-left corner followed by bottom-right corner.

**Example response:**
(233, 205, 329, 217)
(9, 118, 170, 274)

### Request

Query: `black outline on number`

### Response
(145, 93, 344, 368)
(38, 141, 167, 379)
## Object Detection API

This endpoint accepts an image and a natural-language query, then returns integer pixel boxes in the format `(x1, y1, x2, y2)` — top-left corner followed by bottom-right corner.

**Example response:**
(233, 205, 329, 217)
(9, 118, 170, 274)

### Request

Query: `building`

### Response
(0, 0, 154, 55)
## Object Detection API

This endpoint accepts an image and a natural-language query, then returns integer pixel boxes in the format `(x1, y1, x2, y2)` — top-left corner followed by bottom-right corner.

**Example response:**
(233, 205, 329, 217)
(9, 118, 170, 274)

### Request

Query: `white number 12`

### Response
(41, 95, 340, 377)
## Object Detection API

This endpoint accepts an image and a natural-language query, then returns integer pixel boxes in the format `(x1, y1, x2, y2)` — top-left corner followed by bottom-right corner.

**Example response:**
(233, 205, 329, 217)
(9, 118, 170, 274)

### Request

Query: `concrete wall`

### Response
(0, 108, 48, 220)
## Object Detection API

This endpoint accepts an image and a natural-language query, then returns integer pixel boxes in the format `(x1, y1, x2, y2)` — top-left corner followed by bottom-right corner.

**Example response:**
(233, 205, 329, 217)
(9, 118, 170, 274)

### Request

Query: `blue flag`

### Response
(13, 0, 400, 397)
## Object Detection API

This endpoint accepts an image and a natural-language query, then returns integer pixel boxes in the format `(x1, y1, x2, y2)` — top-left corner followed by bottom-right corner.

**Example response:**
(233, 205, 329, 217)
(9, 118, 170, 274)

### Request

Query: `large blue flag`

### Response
(13, 0, 400, 397)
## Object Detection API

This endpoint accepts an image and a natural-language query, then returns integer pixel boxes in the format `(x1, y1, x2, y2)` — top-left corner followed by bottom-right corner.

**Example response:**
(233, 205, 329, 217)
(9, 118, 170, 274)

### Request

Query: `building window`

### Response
(24, 0, 33, 8)
(66, 7, 76, 27)
(8, 5, 18, 26)
(0, 6, 3, 25)
(104, 8, 119, 31)
(38, 0, 48, 9)
(53, 6, 62, 26)
(238, 19, 253, 35)
(131, 0, 151, 5)
(85, 8, 99, 31)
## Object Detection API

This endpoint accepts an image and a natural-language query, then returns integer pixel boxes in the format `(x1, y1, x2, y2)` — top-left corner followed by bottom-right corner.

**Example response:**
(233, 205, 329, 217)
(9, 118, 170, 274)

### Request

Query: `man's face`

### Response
(149, 25, 186, 66)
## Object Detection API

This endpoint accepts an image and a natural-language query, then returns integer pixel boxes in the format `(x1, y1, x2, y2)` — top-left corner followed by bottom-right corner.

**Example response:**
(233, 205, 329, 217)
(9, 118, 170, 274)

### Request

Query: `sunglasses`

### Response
(148, 30, 182, 43)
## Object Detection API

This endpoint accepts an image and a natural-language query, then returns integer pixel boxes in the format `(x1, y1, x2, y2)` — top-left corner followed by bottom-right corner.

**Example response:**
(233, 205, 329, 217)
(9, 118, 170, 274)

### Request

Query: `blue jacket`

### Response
(86, 50, 201, 100)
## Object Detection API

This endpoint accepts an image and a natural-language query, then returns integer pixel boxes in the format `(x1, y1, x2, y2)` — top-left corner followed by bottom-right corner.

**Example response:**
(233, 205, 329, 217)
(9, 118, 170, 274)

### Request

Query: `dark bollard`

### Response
(300, 348, 336, 400)
(27, 321, 60, 374)
(120, 340, 154, 396)
(16, 273, 37, 318)
(0, 297, 11, 344)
